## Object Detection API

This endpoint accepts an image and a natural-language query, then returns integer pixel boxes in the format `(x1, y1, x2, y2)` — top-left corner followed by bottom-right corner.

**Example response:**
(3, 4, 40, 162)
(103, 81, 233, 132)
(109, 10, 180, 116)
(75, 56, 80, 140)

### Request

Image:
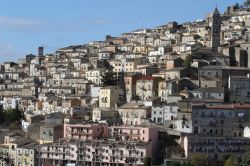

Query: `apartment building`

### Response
(64, 123, 108, 141)
(117, 102, 151, 126)
(37, 126, 158, 166)
(183, 103, 250, 160)
(136, 76, 160, 101)
(85, 68, 106, 85)
(99, 86, 120, 108)
(124, 73, 142, 102)
(0, 133, 37, 166)
(228, 75, 250, 103)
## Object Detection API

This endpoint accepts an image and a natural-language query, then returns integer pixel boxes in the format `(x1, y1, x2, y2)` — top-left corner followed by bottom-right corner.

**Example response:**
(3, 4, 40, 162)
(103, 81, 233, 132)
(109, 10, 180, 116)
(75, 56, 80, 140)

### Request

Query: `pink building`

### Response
(109, 126, 158, 157)
(64, 123, 108, 140)
(37, 139, 77, 166)
(37, 139, 152, 166)
(37, 125, 158, 166)
(77, 139, 151, 166)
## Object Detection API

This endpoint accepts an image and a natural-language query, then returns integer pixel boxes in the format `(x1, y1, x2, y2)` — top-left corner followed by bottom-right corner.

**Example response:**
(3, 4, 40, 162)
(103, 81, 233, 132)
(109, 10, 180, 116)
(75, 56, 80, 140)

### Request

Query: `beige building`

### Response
(99, 86, 120, 108)
(0, 133, 37, 166)
(124, 73, 142, 102)
(109, 58, 140, 73)
(16, 142, 37, 166)
(133, 45, 148, 54)
(85, 68, 106, 85)
(136, 76, 160, 101)
(117, 102, 151, 126)
(92, 107, 120, 125)
(40, 123, 63, 144)
(165, 57, 184, 70)
(166, 67, 187, 80)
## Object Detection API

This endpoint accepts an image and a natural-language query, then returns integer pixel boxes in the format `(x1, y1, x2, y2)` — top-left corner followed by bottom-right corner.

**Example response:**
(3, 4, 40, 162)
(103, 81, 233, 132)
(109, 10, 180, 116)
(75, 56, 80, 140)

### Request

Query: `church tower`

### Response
(211, 8, 221, 52)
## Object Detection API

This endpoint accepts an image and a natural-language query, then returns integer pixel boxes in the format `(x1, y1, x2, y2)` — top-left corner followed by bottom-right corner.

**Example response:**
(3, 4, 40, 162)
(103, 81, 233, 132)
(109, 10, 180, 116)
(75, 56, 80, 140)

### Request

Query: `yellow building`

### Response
(99, 86, 120, 108)
(133, 45, 149, 54)
(0, 133, 37, 166)
(110, 58, 139, 73)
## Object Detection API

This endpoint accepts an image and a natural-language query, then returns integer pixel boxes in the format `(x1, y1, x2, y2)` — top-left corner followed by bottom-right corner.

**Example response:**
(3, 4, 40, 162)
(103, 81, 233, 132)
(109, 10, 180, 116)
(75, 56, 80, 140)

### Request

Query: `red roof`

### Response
(138, 76, 156, 81)
(193, 103, 250, 110)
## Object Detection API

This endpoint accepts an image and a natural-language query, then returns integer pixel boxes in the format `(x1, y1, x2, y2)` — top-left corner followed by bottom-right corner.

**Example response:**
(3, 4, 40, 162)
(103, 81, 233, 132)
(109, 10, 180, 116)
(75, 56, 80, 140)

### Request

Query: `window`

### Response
(210, 129, 213, 134)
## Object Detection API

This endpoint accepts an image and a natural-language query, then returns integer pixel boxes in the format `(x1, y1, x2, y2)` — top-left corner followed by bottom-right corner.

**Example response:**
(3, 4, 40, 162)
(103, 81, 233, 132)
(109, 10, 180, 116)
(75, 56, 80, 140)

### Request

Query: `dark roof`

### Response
(213, 7, 220, 15)
(191, 87, 224, 93)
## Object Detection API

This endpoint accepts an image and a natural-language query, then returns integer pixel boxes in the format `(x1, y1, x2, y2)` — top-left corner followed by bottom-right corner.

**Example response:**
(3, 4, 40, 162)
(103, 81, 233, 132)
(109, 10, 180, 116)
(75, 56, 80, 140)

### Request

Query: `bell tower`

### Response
(211, 8, 221, 52)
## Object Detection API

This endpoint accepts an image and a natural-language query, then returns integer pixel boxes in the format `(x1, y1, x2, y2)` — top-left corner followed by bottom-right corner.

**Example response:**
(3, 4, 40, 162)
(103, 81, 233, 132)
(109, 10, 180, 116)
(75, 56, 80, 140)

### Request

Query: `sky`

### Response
(0, 0, 246, 62)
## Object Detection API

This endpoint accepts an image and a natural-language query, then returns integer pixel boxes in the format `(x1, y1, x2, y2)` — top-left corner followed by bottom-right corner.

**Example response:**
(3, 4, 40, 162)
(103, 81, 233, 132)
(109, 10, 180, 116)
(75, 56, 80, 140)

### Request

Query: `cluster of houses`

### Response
(2, 3, 250, 166)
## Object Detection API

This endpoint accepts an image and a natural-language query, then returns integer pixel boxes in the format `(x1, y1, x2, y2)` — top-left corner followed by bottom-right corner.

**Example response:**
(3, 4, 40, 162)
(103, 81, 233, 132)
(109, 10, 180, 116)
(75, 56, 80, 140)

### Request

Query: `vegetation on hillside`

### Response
(100, 69, 118, 87)
(0, 108, 24, 128)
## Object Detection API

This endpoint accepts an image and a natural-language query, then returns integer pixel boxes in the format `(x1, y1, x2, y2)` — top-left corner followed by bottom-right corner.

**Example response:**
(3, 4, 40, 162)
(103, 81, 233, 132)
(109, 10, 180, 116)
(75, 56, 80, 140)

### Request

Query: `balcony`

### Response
(69, 130, 91, 135)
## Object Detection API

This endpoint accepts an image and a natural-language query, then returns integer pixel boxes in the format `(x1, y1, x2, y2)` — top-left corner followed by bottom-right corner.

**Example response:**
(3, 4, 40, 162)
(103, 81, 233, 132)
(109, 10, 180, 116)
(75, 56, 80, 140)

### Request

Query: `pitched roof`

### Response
(213, 7, 220, 15)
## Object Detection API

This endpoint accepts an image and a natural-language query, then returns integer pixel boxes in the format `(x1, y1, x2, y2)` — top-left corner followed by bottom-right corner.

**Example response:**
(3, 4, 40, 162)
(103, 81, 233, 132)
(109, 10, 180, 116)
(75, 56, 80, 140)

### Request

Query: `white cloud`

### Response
(0, 16, 41, 29)
(0, 44, 22, 62)
(0, 16, 87, 32)
(82, 17, 110, 25)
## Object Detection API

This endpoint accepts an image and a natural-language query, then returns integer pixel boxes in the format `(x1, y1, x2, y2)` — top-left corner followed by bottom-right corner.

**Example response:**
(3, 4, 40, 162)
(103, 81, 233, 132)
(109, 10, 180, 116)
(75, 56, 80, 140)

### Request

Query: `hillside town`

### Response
(2, 2, 250, 166)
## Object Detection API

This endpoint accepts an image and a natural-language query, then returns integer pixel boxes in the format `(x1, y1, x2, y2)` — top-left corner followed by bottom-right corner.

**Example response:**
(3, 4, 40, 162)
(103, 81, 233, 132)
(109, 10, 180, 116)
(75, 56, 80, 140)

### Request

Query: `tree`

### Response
(0, 106, 4, 125)
(182, 54, 198, 79)
(230, 54, 237, 66)
(194, 34, 201, 41)
(242, 152, 250, 166)
(190, 154, 209, 166)
(224, 155, 239, 166)
(143, 157, 151, 166)
(183, 54, 193, 68)
(100, 69, 118, 87)
(1, 108, 24, 126)
(245, 0, 250, 6)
